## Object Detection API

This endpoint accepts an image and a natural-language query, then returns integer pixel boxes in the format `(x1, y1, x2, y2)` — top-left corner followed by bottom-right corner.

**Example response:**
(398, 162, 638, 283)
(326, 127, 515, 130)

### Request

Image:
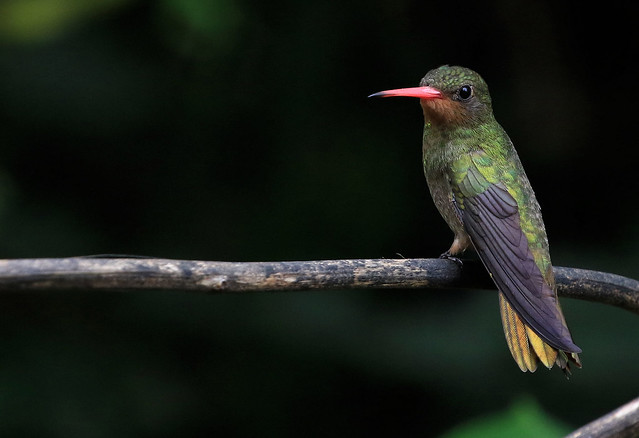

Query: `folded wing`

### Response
(453, 169, 580, 353)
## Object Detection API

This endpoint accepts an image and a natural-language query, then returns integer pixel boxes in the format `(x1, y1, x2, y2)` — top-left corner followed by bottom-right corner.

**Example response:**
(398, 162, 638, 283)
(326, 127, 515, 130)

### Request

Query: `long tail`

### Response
(499, 293, 581, 374)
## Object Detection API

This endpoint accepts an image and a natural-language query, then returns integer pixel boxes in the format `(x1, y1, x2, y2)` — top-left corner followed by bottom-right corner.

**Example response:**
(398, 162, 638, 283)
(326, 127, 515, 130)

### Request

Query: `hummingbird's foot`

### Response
(439, 251, 463, 267)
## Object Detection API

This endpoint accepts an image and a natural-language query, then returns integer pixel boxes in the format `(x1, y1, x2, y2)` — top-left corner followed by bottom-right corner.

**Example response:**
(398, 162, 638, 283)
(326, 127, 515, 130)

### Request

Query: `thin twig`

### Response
(565, 397, 639, 438)
(0, 257, 636, 314)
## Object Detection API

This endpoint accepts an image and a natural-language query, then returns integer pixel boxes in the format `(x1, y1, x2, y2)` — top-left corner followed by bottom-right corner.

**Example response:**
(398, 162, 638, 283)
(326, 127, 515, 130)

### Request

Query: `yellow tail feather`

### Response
(525, 326, 558, 369)
(499, 293, 537, 372)
(498, 292, 570, 372)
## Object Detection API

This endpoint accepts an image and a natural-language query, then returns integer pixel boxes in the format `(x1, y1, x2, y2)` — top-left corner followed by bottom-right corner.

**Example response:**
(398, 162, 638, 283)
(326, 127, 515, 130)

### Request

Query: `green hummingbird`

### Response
(370, 65, 581, 373)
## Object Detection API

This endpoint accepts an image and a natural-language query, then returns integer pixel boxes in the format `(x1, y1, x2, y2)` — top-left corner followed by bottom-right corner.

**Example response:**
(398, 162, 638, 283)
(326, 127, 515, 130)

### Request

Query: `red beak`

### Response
(368, 86, 442, 99)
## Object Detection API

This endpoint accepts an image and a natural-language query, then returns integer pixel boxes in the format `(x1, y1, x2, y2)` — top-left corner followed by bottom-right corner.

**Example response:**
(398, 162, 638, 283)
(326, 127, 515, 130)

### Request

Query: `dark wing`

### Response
(455, 182, 581, 353)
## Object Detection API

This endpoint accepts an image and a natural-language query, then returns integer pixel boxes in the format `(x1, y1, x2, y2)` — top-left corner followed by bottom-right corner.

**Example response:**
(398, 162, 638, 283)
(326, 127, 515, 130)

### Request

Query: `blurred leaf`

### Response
(438, 397, 570, 438)
(0, 0, 131, 43)
(158, 0, 243, 56)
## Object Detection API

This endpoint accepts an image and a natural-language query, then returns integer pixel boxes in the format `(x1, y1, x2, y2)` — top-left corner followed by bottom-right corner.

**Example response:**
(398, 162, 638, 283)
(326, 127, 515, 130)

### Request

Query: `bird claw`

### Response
(439, 251, 463, 267)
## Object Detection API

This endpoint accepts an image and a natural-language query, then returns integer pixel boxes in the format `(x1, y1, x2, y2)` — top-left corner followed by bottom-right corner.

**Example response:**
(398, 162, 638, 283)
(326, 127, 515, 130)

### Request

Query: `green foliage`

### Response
(157, 0, 244, 56)
(439, 398, 570, 438)
(0, 0, 130, 43)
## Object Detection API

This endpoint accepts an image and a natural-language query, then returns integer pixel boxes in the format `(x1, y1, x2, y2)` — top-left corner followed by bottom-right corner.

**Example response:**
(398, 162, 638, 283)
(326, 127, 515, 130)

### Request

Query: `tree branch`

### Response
(0, 256, 637, 436)
(565, 397, 639, 438)
(0, 257, 636, 314)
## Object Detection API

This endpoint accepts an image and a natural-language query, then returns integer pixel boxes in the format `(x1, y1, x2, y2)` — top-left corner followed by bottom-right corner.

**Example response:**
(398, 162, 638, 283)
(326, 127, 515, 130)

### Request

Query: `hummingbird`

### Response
(370, 65, 581, 373)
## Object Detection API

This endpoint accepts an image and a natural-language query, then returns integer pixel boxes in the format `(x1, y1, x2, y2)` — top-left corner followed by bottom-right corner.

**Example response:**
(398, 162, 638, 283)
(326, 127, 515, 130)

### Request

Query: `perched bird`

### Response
(370, 65, 581, 373)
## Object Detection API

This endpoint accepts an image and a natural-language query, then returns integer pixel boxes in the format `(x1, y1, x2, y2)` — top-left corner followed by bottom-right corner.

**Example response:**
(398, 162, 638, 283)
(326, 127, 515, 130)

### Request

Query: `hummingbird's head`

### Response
(369, 65, 493, 127)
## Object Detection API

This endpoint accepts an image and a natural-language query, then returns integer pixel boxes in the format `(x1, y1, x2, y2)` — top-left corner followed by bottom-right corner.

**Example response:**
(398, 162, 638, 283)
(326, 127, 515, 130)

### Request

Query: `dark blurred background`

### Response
(0, 0, 637, 436)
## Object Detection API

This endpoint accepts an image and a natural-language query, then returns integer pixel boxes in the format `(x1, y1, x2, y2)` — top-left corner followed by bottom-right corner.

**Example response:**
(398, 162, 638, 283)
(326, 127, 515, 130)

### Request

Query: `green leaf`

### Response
(439, 397, 571, 438)
(0, 0, 131, 43)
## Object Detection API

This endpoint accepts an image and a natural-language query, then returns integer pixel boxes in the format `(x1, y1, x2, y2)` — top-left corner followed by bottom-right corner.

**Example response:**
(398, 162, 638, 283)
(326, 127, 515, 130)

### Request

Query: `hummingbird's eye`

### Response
(458, 85, 473, 100)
